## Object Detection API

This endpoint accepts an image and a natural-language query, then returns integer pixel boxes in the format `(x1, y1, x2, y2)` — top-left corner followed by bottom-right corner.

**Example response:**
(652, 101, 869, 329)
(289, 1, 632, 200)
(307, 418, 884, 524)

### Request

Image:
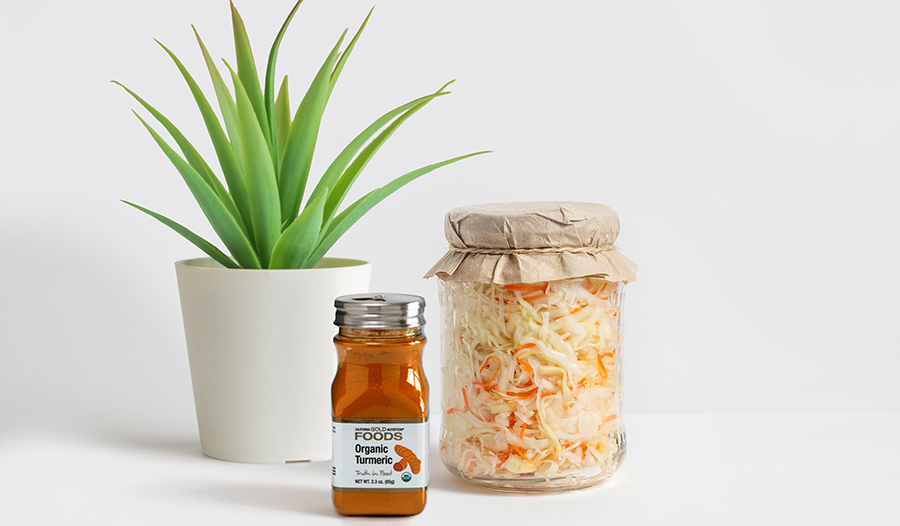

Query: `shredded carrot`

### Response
(519, 425, 526, 440)
(521, 293, 548, 303)
(511, 445, 542, 466)
(569, 304, 587, 315)
(504, 386, 538, 398)
(597, 352, 615, 380)
(540, 391, 552, 399)
(517, 358, 534, 374)
(446, 407, 458, 414)
(477, 356, 501, 384)
(602, 414, 618, 424)
(518, 342, 537, 350)
(479, 355, 500, 373)
(597, 358, 608, 379)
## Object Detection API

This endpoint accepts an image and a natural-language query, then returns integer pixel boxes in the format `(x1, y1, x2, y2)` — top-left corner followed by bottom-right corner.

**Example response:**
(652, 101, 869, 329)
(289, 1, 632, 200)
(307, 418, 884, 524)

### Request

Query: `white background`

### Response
(1, 1, 898, 521)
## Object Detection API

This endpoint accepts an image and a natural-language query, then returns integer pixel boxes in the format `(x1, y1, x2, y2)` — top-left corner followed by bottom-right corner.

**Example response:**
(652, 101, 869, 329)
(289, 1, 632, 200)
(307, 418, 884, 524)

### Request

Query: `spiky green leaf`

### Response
(265, 0, 304, 155)
(305, 151, 491, 267)
(321, 82, 454, 226)
(155, 40, 254, 249)
(278, 31, 345, 227)
(122, 200, 239, 269)
(230, 67, 282, 268)
(305, 87, 450, 223)
(231, 1, 269, 147)
(270, 189, 328, 269)
(111, 81, 246, 238)
(193, 26, 243, 168)
(133, 112, 261, 269)
(274, 75, 291, 171)
(327, 7, 372, 103)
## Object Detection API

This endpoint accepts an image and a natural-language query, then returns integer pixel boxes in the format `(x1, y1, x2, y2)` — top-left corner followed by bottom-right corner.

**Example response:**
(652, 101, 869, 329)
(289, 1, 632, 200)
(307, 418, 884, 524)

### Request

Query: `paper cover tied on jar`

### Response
(425, 202, 637, 492)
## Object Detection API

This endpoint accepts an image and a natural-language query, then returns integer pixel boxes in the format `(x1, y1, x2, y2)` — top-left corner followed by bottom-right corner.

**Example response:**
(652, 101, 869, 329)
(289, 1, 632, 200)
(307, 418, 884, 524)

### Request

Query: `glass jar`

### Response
(331, 294, 429, 515)
(425, 202, 637, 492)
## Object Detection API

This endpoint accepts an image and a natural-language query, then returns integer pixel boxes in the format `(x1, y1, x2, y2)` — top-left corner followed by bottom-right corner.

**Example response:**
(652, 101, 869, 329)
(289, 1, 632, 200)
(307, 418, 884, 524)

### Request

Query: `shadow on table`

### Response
(175, 481, 336, 517)
(102, 428, 341, 517)
(89, 425, 206, 461)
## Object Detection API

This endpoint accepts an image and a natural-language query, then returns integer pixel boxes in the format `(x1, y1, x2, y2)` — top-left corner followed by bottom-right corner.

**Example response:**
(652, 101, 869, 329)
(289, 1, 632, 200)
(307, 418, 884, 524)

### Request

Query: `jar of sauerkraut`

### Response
(425, 202, 638, 492)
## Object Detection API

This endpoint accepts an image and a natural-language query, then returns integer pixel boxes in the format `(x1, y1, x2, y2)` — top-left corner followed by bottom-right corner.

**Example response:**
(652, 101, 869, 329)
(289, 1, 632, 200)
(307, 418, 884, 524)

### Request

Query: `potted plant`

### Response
(115, 0, 487, 463)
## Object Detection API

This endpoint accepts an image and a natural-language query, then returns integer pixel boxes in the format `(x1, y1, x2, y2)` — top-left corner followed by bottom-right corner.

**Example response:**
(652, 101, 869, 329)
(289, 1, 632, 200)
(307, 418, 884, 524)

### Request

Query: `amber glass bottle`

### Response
(331, 294, 429, 516)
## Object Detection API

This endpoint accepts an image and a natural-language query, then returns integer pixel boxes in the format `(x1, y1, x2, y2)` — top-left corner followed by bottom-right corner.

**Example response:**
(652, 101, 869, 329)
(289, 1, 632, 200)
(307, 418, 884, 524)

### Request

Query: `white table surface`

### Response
(2, 413, 897, 525)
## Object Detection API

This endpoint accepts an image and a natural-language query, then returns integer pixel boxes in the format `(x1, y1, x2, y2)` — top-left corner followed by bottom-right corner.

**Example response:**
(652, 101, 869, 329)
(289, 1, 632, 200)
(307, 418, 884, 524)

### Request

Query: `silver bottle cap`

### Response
(334, 293, 426, 329)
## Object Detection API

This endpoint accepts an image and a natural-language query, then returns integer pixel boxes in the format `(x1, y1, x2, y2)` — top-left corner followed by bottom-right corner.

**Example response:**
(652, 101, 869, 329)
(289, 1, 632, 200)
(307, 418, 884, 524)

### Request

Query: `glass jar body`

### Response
(332, 328, 429, 515)
(439, 278, 626, 492)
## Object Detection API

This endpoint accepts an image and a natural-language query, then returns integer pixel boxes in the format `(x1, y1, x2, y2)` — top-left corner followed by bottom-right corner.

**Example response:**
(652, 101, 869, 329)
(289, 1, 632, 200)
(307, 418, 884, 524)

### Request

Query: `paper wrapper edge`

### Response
(424, 249, 637, 285)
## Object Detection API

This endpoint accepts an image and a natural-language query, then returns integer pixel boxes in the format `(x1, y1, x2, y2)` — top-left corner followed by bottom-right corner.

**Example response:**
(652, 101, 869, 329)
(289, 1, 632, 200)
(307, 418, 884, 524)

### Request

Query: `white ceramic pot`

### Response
(175, 257, 371, 464)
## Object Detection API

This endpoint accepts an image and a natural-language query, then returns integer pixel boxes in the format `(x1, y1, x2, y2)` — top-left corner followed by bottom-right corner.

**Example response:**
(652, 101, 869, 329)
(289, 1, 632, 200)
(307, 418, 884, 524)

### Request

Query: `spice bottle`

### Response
(425, 202, 638, 492)
(331, 294, 429, 516)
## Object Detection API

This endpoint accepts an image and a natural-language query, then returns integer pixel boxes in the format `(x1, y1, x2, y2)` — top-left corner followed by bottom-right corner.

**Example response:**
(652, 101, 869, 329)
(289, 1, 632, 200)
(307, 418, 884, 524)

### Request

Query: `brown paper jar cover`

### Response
(424, 202, 637, 285)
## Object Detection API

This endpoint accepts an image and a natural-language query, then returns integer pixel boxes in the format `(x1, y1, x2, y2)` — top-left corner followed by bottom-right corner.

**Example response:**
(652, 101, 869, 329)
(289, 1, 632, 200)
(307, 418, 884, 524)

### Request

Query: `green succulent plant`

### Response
(115, 0, 488, 269)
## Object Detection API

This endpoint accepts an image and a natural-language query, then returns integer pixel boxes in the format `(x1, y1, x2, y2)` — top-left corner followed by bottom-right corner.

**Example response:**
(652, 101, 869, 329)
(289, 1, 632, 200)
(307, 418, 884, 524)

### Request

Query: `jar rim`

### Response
(334, 293, 426, 329)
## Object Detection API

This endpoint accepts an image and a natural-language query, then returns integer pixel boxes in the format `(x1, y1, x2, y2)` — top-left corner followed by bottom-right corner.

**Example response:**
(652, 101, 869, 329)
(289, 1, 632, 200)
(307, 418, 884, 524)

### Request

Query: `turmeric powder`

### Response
(331, 294, 429, 516)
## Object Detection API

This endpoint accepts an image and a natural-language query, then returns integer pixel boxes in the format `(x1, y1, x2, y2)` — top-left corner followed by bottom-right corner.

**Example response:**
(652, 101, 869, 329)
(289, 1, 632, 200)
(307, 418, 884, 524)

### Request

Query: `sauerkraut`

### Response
(439, 278, 625, 485)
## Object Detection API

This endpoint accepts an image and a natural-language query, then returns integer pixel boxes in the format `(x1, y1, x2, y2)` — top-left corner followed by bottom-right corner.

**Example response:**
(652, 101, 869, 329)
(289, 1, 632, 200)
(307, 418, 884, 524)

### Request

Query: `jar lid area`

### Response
(445, 201, 620, 250)
(424, 201, 638, 284)
(334, 293, 426, 329)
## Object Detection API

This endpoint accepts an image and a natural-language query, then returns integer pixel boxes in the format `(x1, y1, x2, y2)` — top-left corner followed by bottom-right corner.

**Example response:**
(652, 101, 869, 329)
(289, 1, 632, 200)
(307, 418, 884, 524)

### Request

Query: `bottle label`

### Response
(332, 420, 429, 490)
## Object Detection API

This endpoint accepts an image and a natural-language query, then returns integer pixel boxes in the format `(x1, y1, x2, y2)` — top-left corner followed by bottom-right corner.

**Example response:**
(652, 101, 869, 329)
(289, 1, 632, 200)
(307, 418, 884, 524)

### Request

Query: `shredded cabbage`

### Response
(439, 278, 624, 483)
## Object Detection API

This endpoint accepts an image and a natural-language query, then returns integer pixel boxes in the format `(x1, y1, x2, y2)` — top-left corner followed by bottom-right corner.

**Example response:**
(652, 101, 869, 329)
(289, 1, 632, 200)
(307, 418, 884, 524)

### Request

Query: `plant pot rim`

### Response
(175, 256, 371, 272)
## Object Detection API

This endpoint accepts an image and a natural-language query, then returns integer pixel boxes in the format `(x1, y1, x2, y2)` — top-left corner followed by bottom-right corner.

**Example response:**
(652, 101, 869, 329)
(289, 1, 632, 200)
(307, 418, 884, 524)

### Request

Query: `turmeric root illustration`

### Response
(393, 444, 421, 474)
